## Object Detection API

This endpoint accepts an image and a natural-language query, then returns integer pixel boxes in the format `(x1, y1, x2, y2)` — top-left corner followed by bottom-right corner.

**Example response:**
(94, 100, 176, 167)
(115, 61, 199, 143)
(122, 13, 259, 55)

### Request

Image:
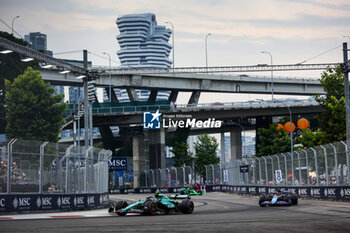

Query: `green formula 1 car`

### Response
(179, 187, 204, 196)
(108, 193, 194, 216)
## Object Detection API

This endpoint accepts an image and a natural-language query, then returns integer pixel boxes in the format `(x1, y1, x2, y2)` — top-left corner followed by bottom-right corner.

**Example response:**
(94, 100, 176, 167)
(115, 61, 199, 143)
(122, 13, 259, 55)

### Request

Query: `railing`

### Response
(0, 139, 112, 194)
(64, 98, 319, 115)
(93, 63, 340, 75)
(205, 141, 349, 186)
(134, 141, 350, 188)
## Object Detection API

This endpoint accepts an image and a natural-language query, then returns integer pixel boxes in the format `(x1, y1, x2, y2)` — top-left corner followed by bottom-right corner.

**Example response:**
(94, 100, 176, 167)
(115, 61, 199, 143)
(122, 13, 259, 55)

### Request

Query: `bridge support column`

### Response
(230, 128, 242, 161)
(148, 90, 158, 101)
(149, 128, 166, 170)
(168, 90, 179, 102)
(221, 132, 225, 163)
(188, 91, 201, 105)
(104, 87, 118, 102)
(127, 88, 139, 101)
(132, 135, 144, 188)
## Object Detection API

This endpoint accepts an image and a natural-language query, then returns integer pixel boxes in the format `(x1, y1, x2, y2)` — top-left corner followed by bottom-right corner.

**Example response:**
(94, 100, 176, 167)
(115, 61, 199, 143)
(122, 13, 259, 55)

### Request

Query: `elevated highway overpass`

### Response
(65, 98, 322, 127)
(40, 68, 325, 96)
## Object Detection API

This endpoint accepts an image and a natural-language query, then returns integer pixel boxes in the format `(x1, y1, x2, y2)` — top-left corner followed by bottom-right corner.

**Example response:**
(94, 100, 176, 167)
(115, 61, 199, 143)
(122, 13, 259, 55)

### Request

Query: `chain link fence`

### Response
(207, 141, 349, 186)
(134, 141, 350, 188)
(0, 139, 112, 194)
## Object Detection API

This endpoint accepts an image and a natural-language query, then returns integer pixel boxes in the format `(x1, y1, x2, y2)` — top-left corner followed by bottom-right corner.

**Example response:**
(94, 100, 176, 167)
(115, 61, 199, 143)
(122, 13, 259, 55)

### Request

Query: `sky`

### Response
(0, 0, 350, 104)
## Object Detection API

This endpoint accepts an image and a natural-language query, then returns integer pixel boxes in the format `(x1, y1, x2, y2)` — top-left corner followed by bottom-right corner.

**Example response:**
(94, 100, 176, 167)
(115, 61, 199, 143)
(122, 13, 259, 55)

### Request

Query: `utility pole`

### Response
(343, 43, 350, 164)
(83, 50, 89, 150)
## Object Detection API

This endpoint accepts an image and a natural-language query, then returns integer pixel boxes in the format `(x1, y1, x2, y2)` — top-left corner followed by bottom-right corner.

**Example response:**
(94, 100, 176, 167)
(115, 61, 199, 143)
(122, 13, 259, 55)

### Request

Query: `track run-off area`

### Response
(1, 192, 350, 232)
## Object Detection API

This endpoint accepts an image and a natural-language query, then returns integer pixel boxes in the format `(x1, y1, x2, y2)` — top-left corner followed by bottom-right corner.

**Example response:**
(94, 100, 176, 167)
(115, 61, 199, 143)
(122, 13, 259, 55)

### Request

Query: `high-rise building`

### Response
(116, 13, 172, 68)
(24, 32, 53, 56)
(114, 13, 172, 101)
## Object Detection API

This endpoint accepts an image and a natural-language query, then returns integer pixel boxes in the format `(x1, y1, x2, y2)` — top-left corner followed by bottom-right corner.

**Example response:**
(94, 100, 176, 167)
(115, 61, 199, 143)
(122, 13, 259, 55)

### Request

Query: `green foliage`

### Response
(315, 67, 344, 103)
(166, 127, 190, 147)
(304, 67, 346, 146)
(297, 129, 326, 148)
(94, 141, 104, 149)
(5, 67, 66, 142)
(194, 134, 219, 179)
(315, 67, 345, 140)
(170, 141, 193, 167)
(256, 123, 291, 157)
(0, 31, 39, 133)
(166, 127, 191, 167)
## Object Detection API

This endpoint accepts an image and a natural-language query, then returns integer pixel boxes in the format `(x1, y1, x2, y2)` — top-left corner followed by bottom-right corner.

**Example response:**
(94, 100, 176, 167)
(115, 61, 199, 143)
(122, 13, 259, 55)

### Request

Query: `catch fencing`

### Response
(0, 139, 112, 194)
(134, 141, 350, 188)
(206, 141, 349, 187)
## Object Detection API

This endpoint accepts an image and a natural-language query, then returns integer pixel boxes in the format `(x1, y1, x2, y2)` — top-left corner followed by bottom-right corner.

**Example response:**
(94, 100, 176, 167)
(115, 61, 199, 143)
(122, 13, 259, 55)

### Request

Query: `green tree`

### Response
(194, 134, 219, 179)
(5, 67, 66, 142)
(0, 31, 39, 133)
(297, 129, 326, 148)
(166, 127, 191, 167)
(256, 123, 291, 157)
(314, 67, 345, 143)
(296, 67, 346, 149)
(170, 141, 193, 167)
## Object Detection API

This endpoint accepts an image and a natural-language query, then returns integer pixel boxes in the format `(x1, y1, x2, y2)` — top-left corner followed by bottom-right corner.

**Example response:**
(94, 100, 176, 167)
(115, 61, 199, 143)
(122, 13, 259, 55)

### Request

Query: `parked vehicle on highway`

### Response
(259, 189, 298, 207)
(108, 193, 194, 216)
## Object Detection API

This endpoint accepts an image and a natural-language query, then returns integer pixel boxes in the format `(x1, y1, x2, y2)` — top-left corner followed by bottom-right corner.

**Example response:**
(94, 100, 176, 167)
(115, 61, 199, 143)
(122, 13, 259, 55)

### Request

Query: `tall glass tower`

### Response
(116, 13, 172, 69)
(114, 13, 172, 101)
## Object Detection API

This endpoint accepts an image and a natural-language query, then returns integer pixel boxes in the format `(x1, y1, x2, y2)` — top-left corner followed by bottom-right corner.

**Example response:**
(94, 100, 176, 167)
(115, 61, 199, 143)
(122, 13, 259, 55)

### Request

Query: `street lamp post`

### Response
(102, 52, 112, 102)
(343, 42, 350, 176)
(261, 51, 274, 101)
(11, 16, 19, 35)
(165, 22, 174, 68)
(205, 33, 211, 69)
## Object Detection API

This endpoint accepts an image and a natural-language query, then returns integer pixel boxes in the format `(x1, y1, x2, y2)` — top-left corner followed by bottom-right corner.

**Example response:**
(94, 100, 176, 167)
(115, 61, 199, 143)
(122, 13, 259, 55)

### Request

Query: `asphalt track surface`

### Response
(1, 192, 350, 232)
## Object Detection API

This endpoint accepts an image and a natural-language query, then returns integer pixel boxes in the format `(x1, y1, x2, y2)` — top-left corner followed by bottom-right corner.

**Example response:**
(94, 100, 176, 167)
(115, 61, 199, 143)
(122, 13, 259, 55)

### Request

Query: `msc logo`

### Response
(143, 110, 161, 129)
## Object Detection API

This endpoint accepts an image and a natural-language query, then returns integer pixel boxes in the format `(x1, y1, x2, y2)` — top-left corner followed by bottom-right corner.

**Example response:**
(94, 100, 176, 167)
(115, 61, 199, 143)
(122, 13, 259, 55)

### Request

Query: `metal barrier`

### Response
(133, 141, 349, 189)
(207, 141, 349, 186)
(0, 139, 112, 194)
(108, 185, 350, 200)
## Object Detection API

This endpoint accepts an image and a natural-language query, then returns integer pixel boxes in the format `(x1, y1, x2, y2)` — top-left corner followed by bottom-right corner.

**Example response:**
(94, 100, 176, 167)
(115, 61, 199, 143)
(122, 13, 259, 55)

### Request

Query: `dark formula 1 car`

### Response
(108, 193, 194, 216)
(259, 190, 298, 207)
(179, 187, 204, 196)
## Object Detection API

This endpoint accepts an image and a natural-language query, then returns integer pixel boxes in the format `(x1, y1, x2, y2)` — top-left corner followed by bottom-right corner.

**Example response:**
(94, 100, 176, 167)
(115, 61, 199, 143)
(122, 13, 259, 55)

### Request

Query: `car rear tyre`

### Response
(143, 201, 157, 215)
(259, 195, 266, 207)
(108, 201, 116, 213)
(291, 194, 298, 205)
(180, 199, 194, 214)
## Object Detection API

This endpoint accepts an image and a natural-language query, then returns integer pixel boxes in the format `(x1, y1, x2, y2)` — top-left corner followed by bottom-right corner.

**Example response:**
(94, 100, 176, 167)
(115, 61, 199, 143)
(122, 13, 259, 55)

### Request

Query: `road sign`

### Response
(275, 170, 283, 183)
(240, 165, 249, 173)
